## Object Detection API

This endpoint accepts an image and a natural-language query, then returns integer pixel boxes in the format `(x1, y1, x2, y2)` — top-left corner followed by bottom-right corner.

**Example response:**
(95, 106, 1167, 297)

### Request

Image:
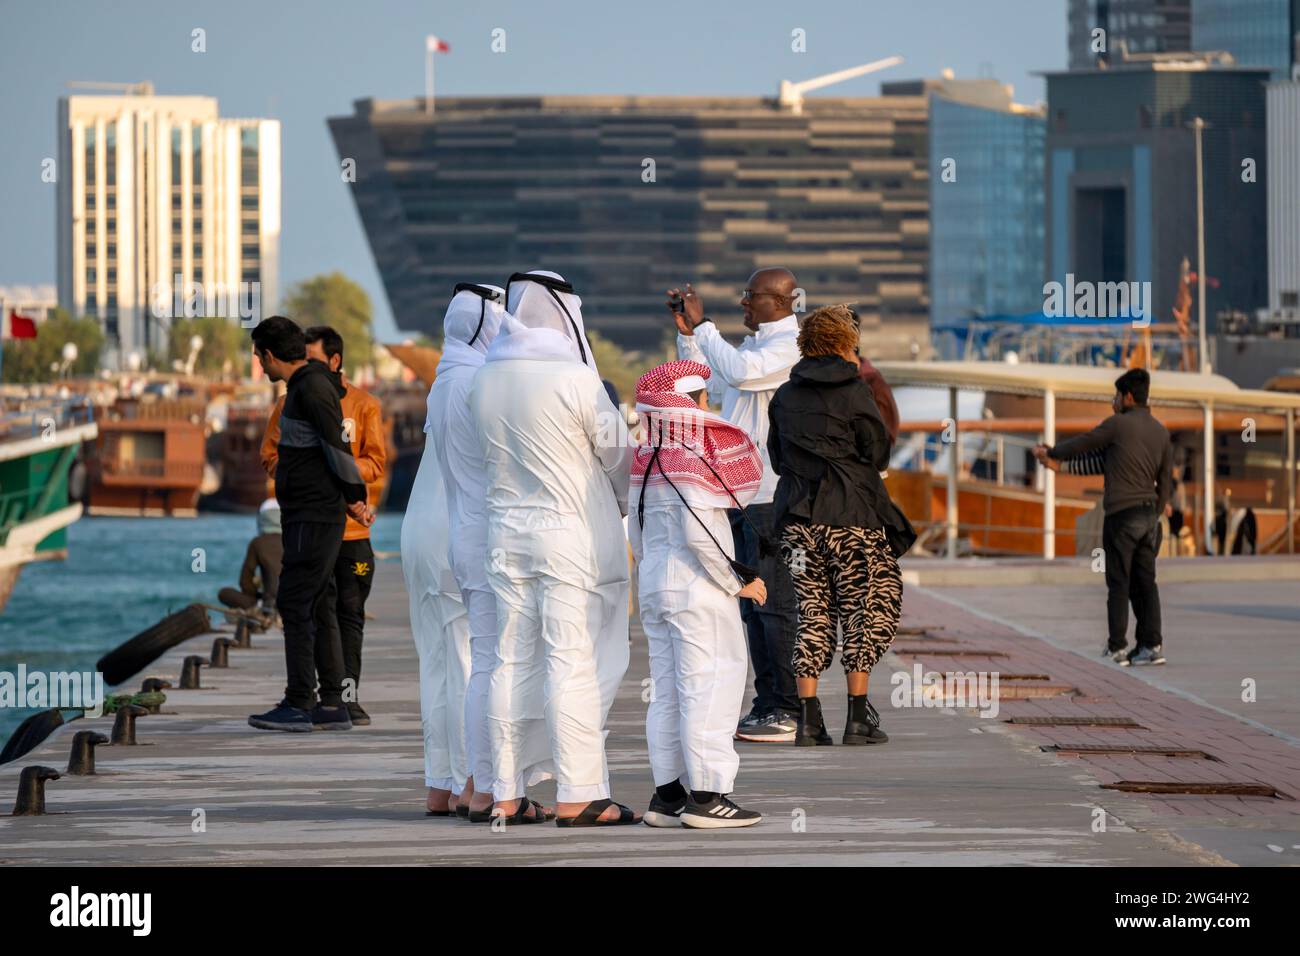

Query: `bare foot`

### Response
(426, 787, 452, 814)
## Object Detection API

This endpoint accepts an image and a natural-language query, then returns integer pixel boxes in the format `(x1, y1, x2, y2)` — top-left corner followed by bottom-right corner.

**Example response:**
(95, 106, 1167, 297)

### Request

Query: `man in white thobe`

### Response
(668, 269, 803, 742)
(472, 270, 638, 826)
(400, 397, 471, 814)
(427, 284, 553, 821)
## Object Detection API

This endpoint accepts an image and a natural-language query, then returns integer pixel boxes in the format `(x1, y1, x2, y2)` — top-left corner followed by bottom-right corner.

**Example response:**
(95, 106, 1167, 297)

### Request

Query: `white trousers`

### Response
(411, 587, 471, 791)
(488, 576, 629, 803)
(641, 585, 748, 794)
(462, 587, 498, 792)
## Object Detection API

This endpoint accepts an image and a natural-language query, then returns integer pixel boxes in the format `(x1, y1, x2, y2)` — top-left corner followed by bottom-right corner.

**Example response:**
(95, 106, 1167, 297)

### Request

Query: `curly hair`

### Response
(797, 305, 859, 359)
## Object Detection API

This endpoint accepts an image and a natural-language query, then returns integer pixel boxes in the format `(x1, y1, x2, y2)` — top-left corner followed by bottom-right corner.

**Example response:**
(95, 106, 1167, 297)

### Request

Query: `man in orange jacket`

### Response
(263, 325, 387, 725)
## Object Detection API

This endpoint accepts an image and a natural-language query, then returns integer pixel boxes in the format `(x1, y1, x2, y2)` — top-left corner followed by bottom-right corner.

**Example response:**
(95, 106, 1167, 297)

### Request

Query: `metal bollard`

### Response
(180, 655, 205, 689)
(140, 677, 173, 693)
(231, 618, 252, 649)
(67, 730, 111, 775)
(111, 704, 148, 745)
(210, 637, 233, 669)
(13, 766, 61, 816)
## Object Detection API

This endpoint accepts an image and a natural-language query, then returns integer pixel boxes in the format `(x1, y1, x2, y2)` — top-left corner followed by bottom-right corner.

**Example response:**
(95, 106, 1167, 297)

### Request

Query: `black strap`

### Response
(546, 287, 590, 366)
(452, 283, 501, 347)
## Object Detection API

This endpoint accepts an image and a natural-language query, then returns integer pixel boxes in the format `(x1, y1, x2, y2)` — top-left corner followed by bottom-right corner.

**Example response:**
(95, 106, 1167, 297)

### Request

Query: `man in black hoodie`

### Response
(247, 316, 373, 732)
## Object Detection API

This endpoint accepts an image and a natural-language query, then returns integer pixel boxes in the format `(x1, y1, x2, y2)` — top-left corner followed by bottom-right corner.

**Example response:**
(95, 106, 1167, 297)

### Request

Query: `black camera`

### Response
(668, 294, 684, 314)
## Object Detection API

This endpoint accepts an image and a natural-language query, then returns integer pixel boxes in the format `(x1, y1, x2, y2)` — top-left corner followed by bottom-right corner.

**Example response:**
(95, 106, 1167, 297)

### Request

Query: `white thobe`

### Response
(427, 362, 531, 793)
(471, 358, 631, 803)
(676, 314, 799, 505)
(630, 499, 747, 794)
(400, 433, 471, 792)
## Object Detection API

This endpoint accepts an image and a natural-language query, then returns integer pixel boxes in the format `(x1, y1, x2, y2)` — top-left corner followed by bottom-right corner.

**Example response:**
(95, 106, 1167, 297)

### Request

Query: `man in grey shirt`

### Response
(1035, 369, 1172, 666)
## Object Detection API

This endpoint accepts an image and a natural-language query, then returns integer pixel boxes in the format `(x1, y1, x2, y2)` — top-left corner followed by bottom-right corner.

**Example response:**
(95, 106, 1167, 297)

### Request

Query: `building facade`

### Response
(1266, 80, 1300, 318)
(56, 90, 280, 367)
(921, 77, 1046, 347)
(1068, 0, 1193, 69)
(1044, 59, 1270, 332)
(330, 94, 930, 354)
(1192, 0, 1300, 79)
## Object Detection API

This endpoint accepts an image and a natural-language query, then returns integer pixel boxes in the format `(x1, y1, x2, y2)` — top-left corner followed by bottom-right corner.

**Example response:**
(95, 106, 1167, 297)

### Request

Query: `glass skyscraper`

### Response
(1192, 0, 1299, 78)
(926, 82, 1046, 352)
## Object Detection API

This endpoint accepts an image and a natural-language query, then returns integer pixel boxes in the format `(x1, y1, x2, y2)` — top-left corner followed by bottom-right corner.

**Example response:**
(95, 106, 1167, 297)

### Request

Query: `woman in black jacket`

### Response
(767, 306, 908, 746)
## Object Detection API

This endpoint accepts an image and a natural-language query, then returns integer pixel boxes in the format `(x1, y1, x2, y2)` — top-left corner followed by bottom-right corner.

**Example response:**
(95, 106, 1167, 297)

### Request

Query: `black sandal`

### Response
(492, 798, 551, 826)
(467, 804, 495, 823)
(554, 798, 639, 828)
(425, 809, 451, 817)
(455, 804, 471, 819)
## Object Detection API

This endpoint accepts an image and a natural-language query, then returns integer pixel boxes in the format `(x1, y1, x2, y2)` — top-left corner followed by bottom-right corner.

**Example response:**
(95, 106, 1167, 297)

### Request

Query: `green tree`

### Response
(585, 329, 657, 407)
(1, 309, 105, 383)
(168, 316, 250, 377)
(280, 272, 373, 376)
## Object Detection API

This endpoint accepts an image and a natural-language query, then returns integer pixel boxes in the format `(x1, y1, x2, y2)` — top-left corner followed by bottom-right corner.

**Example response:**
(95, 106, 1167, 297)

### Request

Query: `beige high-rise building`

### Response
(56, 86, 280, 367)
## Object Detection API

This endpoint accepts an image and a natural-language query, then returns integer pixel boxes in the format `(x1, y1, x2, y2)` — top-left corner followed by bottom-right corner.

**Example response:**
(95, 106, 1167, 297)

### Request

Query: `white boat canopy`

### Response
(873, 361, 1299, 559)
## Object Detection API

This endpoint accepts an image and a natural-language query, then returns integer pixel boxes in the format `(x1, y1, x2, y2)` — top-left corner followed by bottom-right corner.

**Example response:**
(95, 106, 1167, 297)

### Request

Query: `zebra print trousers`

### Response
(781, 522, 903, 678)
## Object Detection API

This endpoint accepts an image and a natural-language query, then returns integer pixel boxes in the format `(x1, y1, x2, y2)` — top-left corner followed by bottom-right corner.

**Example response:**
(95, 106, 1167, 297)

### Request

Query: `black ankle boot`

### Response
(844, 694, 888, 745)
(796, 697, 833, 747)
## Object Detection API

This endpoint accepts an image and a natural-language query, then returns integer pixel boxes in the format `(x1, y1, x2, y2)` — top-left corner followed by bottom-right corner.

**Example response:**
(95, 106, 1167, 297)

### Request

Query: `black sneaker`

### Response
(310, 703, 354, 731)
(1104, 645, 1129, 664)
(735, 712, 797, 743)
(680, 794, 762, 829)
(643, 792, 687, 828)
(1126, 645, 1166, 666)
(248, 701, 312, 732)
(346, 702, 371, 726)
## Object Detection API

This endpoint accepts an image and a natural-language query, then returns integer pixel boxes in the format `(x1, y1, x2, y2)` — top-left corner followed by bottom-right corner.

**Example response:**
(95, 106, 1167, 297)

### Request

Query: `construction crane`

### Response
(67, 81, 155, 96)
(778, 56, 904, 114)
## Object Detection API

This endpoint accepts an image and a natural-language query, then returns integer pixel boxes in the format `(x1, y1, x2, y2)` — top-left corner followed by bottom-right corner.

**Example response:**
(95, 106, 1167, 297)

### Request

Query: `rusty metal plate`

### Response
(998, 674, 1054, 681)
(995, 685, 1078, 699)
(1007, 716, 1145, 728)
(1102, 781, 1291, 799)
(1044, 745, 1218, 760)
(893, 648, 1010, 657)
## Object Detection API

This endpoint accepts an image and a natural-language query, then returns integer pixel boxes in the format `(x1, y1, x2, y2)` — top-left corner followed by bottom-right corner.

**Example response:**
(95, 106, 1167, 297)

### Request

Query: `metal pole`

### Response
(425, 46, 434, 115)
(1287, 407, 1296, 555)
(947, 386, 959, 560)
(1203, 402, 1215, 554)
(1194, 117, 1208, 373)
(1043, 388, 1056, 560)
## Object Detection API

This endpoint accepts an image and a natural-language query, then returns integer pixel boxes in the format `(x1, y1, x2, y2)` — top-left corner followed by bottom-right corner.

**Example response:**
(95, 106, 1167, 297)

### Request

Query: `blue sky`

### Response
(0, 0, 1065, 339)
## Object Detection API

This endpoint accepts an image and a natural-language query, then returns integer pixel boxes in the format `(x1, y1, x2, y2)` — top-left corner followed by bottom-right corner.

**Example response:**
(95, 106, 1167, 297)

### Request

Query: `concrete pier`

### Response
(2, 557, 1296, 865)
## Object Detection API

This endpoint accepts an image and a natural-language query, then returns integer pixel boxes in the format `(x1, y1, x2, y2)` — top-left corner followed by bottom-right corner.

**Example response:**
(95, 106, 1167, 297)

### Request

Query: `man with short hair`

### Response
(667, 269, 802, 742)
(1036, 368, 1173, 666)
(248, 315, 373, 733)
(261, 325, 387, 725)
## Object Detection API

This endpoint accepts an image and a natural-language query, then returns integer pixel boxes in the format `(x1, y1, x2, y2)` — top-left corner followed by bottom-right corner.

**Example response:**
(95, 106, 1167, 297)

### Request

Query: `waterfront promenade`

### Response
(1, 556, 1296, 866)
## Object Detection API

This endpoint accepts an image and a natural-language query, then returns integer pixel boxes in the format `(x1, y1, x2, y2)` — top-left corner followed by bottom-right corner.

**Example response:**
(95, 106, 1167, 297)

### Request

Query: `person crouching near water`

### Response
(767, 307, 913, 747)
(630, 360, 767, 828)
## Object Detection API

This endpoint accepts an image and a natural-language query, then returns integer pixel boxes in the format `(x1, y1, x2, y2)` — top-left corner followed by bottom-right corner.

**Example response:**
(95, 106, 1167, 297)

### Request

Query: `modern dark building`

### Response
(1192, 0, 1300, 79)
(329, 94, 930, 353)
(1068, 0, 1192, 69)
(1044, 57, 1271, 331)
(918, 75, 1046, 347)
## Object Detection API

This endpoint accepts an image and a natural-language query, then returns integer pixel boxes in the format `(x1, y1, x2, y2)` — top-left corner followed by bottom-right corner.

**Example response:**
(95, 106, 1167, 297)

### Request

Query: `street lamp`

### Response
(1190, 116, 1209, 375)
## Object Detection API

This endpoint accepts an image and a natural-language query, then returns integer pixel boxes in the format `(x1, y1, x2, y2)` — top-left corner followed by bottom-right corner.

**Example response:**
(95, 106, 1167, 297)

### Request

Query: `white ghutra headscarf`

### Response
(486, 270, 599, 374)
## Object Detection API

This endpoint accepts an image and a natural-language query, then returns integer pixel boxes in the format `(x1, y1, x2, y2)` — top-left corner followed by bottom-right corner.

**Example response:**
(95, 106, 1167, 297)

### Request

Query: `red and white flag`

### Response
(426, 35, 450, 53)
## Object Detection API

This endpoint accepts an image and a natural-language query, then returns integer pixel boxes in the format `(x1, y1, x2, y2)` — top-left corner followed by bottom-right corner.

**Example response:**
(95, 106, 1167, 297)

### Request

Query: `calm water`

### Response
(0, 513, 404, 745)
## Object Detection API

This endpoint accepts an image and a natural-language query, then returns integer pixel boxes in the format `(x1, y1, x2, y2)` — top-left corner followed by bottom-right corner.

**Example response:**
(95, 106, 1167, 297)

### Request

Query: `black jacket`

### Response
(1050, 405, 1172, 516)
(275, 360, 367, 524)
(768, 356, 897, 530)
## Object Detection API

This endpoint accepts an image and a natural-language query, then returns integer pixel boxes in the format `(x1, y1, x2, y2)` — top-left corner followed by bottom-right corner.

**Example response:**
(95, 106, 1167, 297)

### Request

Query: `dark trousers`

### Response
(277, 520, 346, 710)
(1102, 502, 1163, 651)
(730, 503, 799, 717)
(334, 537, 375, 694)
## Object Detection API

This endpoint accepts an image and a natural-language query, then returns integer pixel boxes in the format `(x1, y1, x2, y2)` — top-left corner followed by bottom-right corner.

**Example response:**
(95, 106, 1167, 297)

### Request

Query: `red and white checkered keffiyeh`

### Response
(631, 360, 763, 510)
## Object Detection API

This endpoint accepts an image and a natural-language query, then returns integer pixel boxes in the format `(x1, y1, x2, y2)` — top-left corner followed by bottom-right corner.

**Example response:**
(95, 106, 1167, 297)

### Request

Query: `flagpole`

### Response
(425, 42, 434, 116)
